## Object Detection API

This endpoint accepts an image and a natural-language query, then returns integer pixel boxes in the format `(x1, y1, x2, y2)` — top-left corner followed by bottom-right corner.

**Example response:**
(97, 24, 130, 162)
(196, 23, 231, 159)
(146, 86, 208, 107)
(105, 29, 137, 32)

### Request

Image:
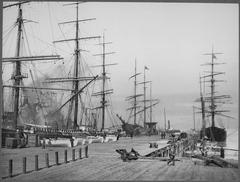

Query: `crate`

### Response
(6, 137, 18, 148)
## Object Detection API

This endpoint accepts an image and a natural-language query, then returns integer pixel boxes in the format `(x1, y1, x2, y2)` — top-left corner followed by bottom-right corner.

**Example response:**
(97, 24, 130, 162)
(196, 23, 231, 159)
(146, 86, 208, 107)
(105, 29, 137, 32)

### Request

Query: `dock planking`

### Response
(1, 136, 239, 181)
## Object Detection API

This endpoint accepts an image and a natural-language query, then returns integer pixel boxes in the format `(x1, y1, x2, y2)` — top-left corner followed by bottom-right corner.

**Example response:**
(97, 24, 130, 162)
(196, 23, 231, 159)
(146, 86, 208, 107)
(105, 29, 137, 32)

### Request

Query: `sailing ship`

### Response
(2, 1, 66, 132)
(196, 48, 232, 144)
(2, 1, 118, 147)
(116, 63, 159, 136)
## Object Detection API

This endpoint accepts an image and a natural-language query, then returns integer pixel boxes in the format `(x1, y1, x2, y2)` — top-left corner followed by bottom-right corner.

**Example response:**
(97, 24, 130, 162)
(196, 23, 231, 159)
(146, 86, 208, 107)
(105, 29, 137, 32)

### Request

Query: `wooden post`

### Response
(42, 138, 46, 149)
(79, 148, 82, 159)
(23, 157, 26, 174)
(35, 135, 39, 147)
(85, 145, 88, 158)
(45, 153, 49, 168)
(220, 147, 225, 158)
(72, 149, 75, 161)
(9, 159, 13, 177)
(35, 155, 39, 171)
(55, 151, 59, 165)
(64, 150, 68, 163)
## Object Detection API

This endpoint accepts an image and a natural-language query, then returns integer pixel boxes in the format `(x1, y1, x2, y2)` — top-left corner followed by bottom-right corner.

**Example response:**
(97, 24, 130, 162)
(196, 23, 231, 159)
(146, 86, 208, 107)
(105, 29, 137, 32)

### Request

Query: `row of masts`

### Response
(127, 61, 159, 128)
(3, 1, 115, 131)
(194, 47, 232, 137)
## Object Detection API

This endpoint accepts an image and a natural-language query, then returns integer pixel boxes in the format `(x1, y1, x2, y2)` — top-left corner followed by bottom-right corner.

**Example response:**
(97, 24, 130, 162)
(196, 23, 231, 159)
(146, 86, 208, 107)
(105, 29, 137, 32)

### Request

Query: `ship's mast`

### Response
(101, 34, 106, 131)
(210, 48, 215, 127)
(52, 2, 100, 129)
(202, 48, 230, 129)
(126, 59, 142, 125)
(13, 3, 23, 129)
(3, 1, 63, 129)
(92, 34, 115, 131)
(133, 59, 137, 125)
(143, 67, 146, 127)
(129, 66, 159, 127)
(200, 76, 206, 137)
(73, 2, 80, 129)
(150, 82, 152, 123)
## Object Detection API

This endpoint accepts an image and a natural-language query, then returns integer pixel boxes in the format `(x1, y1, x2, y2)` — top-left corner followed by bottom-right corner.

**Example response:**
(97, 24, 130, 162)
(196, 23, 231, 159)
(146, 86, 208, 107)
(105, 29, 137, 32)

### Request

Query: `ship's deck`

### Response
(0, 136, 239, 181)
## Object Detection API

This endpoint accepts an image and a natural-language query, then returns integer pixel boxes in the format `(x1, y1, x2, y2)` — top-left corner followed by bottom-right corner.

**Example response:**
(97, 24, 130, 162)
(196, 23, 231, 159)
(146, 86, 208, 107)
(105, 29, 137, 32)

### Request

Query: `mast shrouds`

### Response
(3, 2, 63, 129)
(92, 34, 116, 131)
(197, 47, 231, 142)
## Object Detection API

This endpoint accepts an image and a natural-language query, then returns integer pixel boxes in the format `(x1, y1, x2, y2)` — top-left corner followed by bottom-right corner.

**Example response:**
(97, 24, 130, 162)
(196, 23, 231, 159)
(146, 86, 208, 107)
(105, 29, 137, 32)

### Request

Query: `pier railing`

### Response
(3, 145, 89, 179)
(147, 138, 195, 158)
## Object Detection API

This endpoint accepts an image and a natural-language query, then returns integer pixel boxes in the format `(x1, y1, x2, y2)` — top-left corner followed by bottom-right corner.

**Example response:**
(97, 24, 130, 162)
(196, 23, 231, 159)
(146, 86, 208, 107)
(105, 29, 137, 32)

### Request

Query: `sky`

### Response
(2, 1, 239, 131)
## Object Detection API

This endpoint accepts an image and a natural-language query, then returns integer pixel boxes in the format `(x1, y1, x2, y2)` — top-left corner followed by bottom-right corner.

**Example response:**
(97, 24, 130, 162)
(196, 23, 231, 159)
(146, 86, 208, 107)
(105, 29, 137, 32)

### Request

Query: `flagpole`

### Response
(143, 66, 146, 128)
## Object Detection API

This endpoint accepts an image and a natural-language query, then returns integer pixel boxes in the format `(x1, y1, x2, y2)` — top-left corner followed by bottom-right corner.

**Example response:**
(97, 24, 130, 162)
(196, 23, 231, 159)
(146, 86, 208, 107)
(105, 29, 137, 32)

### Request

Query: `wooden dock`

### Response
(0, 136, 239, 181)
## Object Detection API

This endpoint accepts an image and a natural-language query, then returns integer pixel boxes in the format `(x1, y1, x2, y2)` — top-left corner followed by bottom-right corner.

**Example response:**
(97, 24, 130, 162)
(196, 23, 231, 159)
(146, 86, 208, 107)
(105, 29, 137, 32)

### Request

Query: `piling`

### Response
(23, 157, 27, 174)
(220, 147, 225, 158)
(79, 148, 82, 159)
(9, 159, 13, 177)
(42, 138, 46, 149)
(64, 150, 68, 163)
(45, 153, 49, 168)
(85, 145, 88, 158)
(35, 155, 39, 171)
(72, 149, 75, 161)
(55, 151, 59, 165)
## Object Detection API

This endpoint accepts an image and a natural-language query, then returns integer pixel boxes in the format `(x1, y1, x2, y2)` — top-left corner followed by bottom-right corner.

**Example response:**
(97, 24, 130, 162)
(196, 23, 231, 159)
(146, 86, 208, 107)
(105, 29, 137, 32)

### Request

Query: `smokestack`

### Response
(168, 120, 170, 130)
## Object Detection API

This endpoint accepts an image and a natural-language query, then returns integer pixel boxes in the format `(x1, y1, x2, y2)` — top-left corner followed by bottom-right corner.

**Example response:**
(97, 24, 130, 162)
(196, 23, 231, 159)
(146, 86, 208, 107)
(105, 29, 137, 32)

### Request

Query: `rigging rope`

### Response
(3, 23, 17, 47)
(47, 2, 57, 55)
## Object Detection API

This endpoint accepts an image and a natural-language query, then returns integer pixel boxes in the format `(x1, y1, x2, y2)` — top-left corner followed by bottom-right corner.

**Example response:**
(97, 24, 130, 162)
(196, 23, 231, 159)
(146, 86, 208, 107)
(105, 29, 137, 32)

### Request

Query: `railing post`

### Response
(55, 151, 59, 165)
(85, 145, 88, 158)
(9, 159, 13, 177)
(45, 153, 49, 168)
(72, 149, 75, 161)
(79, 148, 82, 159)
(64, 150, 68, 163)
(23, 157, 26, 174)
(42, 138, 46, 149)
(35, 155, 39, 171)
(220, 147, 225, 158)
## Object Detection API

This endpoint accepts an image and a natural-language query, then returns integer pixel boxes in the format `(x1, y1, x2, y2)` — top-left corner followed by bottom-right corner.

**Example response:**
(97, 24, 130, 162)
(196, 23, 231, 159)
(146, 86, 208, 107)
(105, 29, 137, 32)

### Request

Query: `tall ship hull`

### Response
(197, 48, 231, 145)
(200, 126, 226, 143)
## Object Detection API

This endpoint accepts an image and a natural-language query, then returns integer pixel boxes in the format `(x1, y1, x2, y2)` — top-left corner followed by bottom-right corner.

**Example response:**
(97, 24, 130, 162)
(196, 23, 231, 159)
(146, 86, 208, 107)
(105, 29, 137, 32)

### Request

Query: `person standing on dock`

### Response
(167, 144, 176, 166)
(116, 132, 120, 141)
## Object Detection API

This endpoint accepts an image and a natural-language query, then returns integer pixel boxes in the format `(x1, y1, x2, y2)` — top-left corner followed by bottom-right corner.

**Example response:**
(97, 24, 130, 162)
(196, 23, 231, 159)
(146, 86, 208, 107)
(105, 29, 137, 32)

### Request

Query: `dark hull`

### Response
(122, 123, 144, 136)
(200, 126, 226, 142)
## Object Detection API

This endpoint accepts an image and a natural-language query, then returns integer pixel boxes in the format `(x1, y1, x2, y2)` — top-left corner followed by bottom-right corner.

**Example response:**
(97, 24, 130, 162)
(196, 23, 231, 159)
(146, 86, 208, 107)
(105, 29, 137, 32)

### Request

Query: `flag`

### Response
(145, 66, 149, 70)
(213, 54, 216, 59)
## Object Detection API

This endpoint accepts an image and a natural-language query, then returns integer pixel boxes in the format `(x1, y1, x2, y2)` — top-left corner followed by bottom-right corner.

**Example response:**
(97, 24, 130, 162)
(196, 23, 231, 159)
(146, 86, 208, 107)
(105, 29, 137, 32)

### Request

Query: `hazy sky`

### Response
(2, 1, 238, 130)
